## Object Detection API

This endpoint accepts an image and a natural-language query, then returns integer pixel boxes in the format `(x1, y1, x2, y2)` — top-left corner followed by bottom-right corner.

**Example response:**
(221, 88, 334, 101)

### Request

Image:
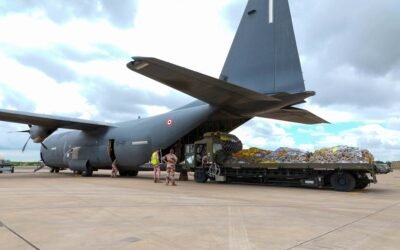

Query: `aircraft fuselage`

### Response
(41, 103, 216, 171)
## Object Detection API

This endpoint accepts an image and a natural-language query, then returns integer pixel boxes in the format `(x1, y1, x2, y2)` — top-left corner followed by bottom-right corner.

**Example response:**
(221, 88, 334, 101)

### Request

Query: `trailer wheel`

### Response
(355, 181, 369, 189)
(355, 174, 370, 189)
(330, 172, 356, 192)
(194, 169, 208, 183)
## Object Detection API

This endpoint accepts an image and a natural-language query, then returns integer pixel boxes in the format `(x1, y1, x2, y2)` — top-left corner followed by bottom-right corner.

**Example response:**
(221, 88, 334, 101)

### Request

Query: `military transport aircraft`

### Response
(0, 0, 326, 176)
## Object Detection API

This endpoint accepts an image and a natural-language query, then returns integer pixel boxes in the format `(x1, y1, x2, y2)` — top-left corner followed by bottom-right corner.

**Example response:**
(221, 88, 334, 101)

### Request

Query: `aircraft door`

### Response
(108, 139, 116, 162)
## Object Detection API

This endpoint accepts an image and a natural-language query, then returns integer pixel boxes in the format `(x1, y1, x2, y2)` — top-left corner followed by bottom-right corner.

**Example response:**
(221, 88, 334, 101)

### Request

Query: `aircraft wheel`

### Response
(55, 168, 60, 173)
(119, 170, 138, 177)
(330, 172, 356, 192)
(129, 170, 138, 177)
(82, 166, 93, 177)
(50, 168, 55, 173)
(194, 169, 208, 183)
(119, 171, 128, 177)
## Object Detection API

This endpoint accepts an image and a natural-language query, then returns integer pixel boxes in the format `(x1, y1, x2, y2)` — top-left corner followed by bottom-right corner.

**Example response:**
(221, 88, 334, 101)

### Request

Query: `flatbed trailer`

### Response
(186, 133, 391, 192)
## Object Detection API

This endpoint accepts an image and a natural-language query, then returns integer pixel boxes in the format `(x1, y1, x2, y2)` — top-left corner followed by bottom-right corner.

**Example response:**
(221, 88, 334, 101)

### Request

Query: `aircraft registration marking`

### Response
(132, 141, 148, 145)
(51, 147, 57, 150)
(269, 0, 274, 23)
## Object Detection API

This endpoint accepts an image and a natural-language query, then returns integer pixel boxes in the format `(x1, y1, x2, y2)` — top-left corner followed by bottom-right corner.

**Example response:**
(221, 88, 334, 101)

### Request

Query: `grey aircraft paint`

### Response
(0, 0, 326, 175)
(220, 0, 305, 94)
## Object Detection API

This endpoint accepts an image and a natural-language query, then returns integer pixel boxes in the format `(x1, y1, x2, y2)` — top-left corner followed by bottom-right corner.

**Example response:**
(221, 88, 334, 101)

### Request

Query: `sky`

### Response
(0, 0, 399, 161)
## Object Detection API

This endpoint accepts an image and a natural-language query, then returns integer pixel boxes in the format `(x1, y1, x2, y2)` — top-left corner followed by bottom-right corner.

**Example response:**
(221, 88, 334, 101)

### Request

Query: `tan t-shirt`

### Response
(163, 153, 178, 168)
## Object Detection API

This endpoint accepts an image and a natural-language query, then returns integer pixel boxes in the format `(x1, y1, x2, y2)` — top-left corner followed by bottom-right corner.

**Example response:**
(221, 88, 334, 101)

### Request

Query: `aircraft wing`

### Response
(258, 107, 329, 124)
(0, 109, 114, 130)
(127, 57, 280, 107)
(127, 57, 328, 124)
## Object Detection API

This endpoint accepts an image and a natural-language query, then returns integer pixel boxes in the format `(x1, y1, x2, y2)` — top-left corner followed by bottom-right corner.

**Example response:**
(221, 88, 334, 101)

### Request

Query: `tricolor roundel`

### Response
(166, 118, 173, 127)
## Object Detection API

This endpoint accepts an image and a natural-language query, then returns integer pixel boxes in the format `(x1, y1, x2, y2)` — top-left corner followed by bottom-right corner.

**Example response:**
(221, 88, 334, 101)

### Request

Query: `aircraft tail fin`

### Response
(220, 0, 305, 94)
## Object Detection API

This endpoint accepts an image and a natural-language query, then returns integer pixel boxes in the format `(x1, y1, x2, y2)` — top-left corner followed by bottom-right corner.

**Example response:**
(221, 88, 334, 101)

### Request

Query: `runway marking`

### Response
(0, 220, 40, 250)
(286, 201, 400, 250)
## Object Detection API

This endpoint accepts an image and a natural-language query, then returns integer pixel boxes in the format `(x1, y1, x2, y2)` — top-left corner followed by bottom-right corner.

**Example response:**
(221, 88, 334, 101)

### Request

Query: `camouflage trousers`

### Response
(166, 166, 176, 185)
(153, 166, 160, 181)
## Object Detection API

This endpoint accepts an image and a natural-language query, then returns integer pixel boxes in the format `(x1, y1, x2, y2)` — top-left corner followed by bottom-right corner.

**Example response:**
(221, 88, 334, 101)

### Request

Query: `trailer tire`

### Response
(330, 172, 356, 192)
(355, 181, 369, 189)
(355, 174, 369, 189)
(194, 169, 208, 183)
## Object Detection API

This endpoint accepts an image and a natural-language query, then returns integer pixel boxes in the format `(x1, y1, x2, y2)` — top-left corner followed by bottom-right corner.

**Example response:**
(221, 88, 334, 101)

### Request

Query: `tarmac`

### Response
(0, 167, 399, 250)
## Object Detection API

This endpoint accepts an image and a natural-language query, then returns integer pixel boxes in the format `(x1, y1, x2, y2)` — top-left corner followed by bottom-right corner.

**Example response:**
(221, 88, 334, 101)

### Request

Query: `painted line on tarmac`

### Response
(286, 201, 400, 250)
(0, 220, 40, 250)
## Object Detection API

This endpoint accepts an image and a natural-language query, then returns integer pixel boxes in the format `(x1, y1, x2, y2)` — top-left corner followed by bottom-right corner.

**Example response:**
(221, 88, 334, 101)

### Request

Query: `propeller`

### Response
(15, 125, 32, 152)
(22, 136, 30, 152)
(13, 124, 52, 152)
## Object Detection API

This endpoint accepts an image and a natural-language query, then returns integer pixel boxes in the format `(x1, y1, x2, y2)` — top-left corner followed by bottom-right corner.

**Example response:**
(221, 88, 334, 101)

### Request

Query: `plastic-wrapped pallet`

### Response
(226, 145, 374, 164)
(262, 147, 311, 163)
(309, 146, 374, 164)
(231, 148, 272, 163)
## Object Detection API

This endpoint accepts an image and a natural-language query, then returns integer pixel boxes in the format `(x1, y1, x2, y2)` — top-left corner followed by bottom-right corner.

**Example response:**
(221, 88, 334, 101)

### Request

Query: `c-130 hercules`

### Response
(0, 0, 326, 176)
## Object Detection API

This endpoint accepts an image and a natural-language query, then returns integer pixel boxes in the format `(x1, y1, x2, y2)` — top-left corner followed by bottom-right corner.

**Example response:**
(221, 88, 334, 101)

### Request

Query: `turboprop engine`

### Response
(18, 125, 57, 152)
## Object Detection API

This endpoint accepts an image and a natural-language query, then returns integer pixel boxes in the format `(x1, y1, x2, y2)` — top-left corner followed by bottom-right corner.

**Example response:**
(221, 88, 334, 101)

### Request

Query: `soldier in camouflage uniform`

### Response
(162, 148, 178, 186)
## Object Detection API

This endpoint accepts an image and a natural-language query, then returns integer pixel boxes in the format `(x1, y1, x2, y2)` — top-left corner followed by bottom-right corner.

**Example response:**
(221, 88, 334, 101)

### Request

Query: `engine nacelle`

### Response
(29, 125, 56, 143)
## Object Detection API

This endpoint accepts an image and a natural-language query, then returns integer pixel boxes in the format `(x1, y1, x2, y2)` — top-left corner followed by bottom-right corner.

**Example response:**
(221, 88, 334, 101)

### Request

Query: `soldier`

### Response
(111, 159, 118, 178)
(151, 149, 161, 183)
(162, 148, 178, 186)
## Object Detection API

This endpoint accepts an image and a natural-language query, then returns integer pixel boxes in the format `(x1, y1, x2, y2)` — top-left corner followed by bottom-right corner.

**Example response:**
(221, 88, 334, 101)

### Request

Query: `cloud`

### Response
(222, 0, 246, 30)
(315, 124, 400, 161)
(82, 80, 193, 122)
(232, 118, 296, 150)
(0, 0, 137, 28)
(289, 0, 400, 112)
(15, 52, 77, 82)
(0, 85, 37, 111)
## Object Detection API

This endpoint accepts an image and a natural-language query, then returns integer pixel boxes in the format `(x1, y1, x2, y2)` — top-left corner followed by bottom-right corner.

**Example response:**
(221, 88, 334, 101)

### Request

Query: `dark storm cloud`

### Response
(0, 0, 137, 28)
(83, 80, 193, 122)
